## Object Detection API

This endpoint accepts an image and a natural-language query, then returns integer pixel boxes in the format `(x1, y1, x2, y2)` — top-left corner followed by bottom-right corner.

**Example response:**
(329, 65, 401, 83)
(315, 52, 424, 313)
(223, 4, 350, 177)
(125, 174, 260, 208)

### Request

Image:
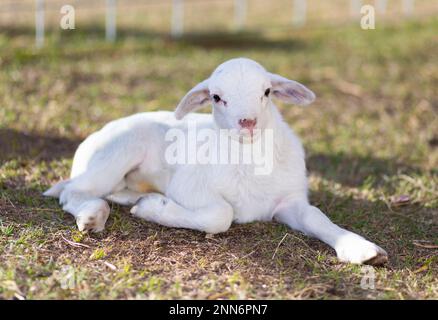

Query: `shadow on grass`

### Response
(173, 31, 305, 51)
(0, 24, 306, 53)
(0, 128, 81, 164)
(306, 151, 437, 188)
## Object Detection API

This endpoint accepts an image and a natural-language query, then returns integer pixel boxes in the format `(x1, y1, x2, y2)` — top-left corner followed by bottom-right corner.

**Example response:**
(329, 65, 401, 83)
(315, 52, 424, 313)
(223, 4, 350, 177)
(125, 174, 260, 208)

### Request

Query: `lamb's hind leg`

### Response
(54, 168, 139, 232)
(44, 179, 110, 232)
(47, 173, 131, 232)
(45, 121, 157, 232)
(60, 190, 110, 232)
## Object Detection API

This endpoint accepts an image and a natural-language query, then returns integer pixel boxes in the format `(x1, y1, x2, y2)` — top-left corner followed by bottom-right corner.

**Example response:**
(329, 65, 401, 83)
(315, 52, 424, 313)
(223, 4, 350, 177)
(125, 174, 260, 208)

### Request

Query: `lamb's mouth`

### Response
(236, 129, 262, 144)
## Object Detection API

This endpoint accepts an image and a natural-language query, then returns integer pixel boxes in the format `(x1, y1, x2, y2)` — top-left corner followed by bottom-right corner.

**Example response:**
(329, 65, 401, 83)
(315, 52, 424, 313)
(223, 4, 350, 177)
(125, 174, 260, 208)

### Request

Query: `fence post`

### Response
(292, 0, 307, 27)
(106, 0, 117, 42)
(350, 0, 362, 17)
(376, 0, 387, 14)
(35, 0, 45, 48)
(234, 0, 247, 30)
(402, 0, 415, 16)
(171, 0, 184, 38)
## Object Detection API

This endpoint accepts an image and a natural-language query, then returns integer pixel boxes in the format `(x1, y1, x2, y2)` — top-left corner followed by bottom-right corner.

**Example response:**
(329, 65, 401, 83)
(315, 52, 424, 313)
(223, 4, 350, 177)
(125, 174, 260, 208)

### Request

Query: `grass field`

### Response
(0, 7, 437, 299)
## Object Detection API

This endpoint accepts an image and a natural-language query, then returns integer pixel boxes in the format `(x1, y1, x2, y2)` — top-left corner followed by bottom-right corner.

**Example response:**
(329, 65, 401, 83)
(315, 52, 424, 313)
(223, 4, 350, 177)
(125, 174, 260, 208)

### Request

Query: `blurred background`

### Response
(0, 0, 437, 299)
(2, 0, 438, 33)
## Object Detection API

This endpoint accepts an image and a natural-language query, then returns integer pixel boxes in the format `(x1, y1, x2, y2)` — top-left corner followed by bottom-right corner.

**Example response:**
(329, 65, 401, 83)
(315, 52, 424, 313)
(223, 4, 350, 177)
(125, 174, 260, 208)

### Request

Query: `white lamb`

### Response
(44, 58, 388, 265)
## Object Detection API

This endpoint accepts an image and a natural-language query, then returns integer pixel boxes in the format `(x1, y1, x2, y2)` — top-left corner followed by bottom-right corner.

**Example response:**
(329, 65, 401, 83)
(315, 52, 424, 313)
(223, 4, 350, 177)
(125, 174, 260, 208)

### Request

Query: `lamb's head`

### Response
(175, 58, 315, 136)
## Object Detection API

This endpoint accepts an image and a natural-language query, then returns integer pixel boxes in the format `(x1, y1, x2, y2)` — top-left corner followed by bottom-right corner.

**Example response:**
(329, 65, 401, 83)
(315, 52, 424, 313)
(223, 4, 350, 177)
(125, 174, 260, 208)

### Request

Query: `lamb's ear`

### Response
(268, 73, 315, 106)
(175, 79, 210, 120)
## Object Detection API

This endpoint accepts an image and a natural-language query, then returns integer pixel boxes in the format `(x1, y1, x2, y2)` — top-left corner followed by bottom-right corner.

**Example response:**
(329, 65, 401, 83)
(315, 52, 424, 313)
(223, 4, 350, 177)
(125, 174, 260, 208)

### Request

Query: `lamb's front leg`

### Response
(130, 193, 234, 234)
(273, 199, 388, 265)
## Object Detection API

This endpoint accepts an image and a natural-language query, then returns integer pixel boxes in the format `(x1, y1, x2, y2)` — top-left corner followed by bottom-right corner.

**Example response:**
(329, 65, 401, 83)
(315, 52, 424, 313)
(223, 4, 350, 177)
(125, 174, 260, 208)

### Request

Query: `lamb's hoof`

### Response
(364, 251, 388, 266)
(130, 193, 168, 221)
(335, 234, 388, 266)
(76, 200, 110, 232)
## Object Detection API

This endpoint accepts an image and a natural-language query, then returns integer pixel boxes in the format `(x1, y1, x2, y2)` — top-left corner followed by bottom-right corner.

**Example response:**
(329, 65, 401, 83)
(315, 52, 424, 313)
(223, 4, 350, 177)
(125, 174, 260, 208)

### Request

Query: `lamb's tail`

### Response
(43, 179, 70, 198)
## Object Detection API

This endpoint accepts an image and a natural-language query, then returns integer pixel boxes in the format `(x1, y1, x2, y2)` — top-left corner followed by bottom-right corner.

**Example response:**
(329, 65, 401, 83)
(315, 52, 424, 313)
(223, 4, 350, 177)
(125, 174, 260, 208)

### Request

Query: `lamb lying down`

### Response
(44, 58, 388, 265)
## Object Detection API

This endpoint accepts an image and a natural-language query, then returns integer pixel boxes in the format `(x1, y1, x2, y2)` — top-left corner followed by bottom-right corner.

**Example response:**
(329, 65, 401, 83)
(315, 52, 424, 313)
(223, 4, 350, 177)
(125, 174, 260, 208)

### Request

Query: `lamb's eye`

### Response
(212, 94, 221, 103)
(264, 88, 271, 97)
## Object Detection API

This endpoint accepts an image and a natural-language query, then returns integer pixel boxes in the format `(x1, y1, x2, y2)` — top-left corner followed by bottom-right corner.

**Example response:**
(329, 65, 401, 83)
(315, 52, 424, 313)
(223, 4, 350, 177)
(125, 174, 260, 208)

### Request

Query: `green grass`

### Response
(0, 16, 437, 299)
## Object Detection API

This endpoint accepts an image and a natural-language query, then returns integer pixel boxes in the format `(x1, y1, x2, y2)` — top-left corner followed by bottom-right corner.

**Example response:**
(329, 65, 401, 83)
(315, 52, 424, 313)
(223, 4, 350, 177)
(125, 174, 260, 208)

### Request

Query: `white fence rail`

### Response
(105, 0, 117, 42)
(234, 0, 247, 30)
(171, 0, 184, 38)
(292, 0, 307, 27)
(0, 0, 421, 47)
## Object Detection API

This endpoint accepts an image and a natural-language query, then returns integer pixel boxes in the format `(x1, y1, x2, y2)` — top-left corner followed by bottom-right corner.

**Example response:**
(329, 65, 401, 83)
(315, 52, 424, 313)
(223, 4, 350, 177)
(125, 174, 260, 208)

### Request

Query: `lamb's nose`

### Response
(238, 118, 257, 129)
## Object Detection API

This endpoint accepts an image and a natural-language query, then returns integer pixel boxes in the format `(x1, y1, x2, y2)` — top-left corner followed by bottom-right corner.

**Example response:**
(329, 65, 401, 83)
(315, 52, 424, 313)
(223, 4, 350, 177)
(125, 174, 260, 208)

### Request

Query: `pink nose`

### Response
(238, 118, 257, 130)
